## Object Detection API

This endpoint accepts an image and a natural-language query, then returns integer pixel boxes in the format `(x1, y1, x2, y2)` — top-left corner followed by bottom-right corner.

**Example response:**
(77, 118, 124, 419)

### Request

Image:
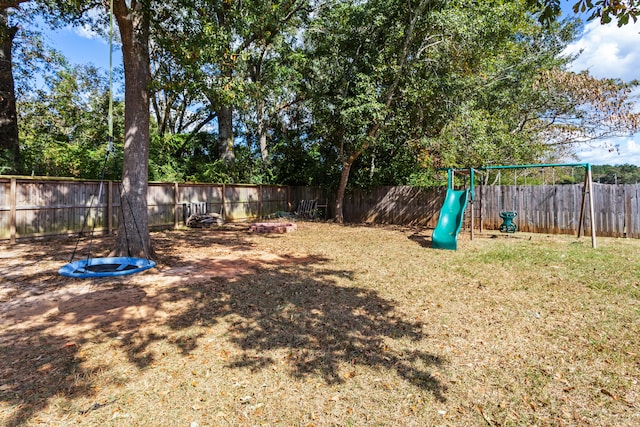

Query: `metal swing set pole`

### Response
(578, 164, 597, 249)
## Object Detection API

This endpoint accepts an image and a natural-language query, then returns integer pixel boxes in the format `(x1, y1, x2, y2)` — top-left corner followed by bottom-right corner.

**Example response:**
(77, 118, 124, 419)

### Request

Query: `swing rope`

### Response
(120, 188, 153, 261)
(68, 145, 114, 264)
(67, 0, 116, 265)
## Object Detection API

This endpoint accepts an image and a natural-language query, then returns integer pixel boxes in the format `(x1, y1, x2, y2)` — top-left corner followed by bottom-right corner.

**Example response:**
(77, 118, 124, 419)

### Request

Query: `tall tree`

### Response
(149, 39, 214, 139)
(37, 0, 154, 257)
(1, 0, 74, 174)
(0, 2, 27, 173)
(155, 0, 310, 169)
(18, 62, 123, 178)
(155, 0, 239, 164)
(304, 0, 431, 222)
(240, 2, 308, 167)
(302, 0, 639, 212)
(417, 2, 638, 168)
(400, 0, 565, 169)
(110, 0, 153, 258)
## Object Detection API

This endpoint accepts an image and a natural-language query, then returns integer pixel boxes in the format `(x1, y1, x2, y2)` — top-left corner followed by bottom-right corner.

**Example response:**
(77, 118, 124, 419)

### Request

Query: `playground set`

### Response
(431, 163, 597, 250)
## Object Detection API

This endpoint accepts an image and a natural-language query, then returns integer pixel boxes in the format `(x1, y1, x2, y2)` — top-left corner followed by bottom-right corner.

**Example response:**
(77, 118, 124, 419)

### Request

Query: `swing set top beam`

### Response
(442, 162, 591, 172)
(478, 162, 591, 171)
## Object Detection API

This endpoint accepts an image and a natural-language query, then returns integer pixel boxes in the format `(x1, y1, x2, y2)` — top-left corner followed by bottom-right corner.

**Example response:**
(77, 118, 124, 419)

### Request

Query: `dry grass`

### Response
(1, 222, 639, 426)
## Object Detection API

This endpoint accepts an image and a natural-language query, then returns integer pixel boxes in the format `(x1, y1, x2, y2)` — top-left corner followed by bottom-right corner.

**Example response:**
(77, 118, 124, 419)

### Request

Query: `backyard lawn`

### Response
(1, 222, 639, 426)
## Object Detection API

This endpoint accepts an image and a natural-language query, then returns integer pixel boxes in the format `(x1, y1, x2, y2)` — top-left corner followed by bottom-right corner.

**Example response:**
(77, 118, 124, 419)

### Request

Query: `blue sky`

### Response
(41, 6, 640, 166)
(50, 25, 122, 71)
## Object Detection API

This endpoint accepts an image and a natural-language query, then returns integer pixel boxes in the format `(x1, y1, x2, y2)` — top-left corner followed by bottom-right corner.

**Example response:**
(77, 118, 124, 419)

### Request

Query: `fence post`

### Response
(173, 182, 179, 229)
(625, 185, 632, 238)
(107, 181, 113, 234)
(479, 185, 484, 233)
(9, 178, 16, 244)
(222, 184, 226, 221)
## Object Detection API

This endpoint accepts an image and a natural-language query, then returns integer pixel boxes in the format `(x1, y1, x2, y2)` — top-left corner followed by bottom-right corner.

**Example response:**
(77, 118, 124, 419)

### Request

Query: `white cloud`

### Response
(564, 20, 640, 81)
(575, 137, 640, 165)
(563, 20, 640, 165)
(73, 24, 105, 42)
(67, 7, 111, 43)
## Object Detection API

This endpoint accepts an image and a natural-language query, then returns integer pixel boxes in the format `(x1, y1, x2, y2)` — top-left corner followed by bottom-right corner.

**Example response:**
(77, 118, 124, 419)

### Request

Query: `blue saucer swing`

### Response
(58, 161, 156, 279)
(58, 167, 157, 279)
(57, 164, 157, 279)
(59, 257, 156, 279)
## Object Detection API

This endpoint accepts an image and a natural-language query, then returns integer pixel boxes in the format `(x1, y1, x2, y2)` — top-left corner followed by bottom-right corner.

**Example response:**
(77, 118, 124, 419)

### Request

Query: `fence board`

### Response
(627, 184, 640, 238)
(225, 185, 258, 221)
(631, 185, 637, 238)
(344, 186, 444, 227)
(261, 185, 289, 217)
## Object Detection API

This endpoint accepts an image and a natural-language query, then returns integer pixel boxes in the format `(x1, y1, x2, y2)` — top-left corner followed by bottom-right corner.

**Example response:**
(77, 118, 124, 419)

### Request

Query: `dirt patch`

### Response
(0, 225, 306, 331)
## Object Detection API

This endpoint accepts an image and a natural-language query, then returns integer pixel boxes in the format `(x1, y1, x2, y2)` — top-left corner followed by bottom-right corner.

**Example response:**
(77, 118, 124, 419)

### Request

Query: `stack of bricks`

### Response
(248, 222, 297, 233)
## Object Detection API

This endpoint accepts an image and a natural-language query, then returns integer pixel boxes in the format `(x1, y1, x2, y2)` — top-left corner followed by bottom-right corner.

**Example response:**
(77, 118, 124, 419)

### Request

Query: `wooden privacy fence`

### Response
(475, 183, 640, 237)
(0, 177, 297, 242)
(344, 183, 640, 238)
(2, 176, 639, 242)
(343, 186, 446, 227)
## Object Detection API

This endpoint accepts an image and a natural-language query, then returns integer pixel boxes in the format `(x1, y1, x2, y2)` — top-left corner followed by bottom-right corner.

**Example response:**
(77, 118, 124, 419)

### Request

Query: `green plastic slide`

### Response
(432, 188, 469, 250)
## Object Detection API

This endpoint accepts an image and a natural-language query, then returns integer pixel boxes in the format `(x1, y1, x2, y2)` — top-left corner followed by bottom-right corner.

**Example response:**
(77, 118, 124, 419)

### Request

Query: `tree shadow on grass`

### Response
(0, 229, 259, 425)
(0, 325, 105, 426)
(162, 256, 447, 401)
(0, 229, 447, 425)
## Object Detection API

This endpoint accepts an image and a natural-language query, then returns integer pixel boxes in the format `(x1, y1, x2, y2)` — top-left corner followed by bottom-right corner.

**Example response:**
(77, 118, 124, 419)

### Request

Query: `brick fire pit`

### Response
(248, 222, 297, 233)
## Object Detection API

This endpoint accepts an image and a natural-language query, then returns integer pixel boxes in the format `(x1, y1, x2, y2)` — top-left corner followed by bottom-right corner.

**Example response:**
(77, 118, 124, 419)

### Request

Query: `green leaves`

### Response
(12, 0, 639, 190)
(532, 0, 640, 27)
(18, 63, 124, 179)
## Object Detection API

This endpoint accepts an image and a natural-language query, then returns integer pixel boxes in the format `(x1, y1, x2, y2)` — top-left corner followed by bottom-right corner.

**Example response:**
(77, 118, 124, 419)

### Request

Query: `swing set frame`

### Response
(445, 163, 597, 248)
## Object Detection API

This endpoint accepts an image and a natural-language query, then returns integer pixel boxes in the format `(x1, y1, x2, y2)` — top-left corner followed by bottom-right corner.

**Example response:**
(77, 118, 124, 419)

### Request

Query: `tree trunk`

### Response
(334, 160, 352, 223)
(112, 0, 154, 259)
(0, 9, 20, 174)
(334, 132, 376, 223)
(257, 98, 269, 163)
(331, 1, 426, 224)
(216, 44, 235, 164)
(218, 105, 234, 163)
